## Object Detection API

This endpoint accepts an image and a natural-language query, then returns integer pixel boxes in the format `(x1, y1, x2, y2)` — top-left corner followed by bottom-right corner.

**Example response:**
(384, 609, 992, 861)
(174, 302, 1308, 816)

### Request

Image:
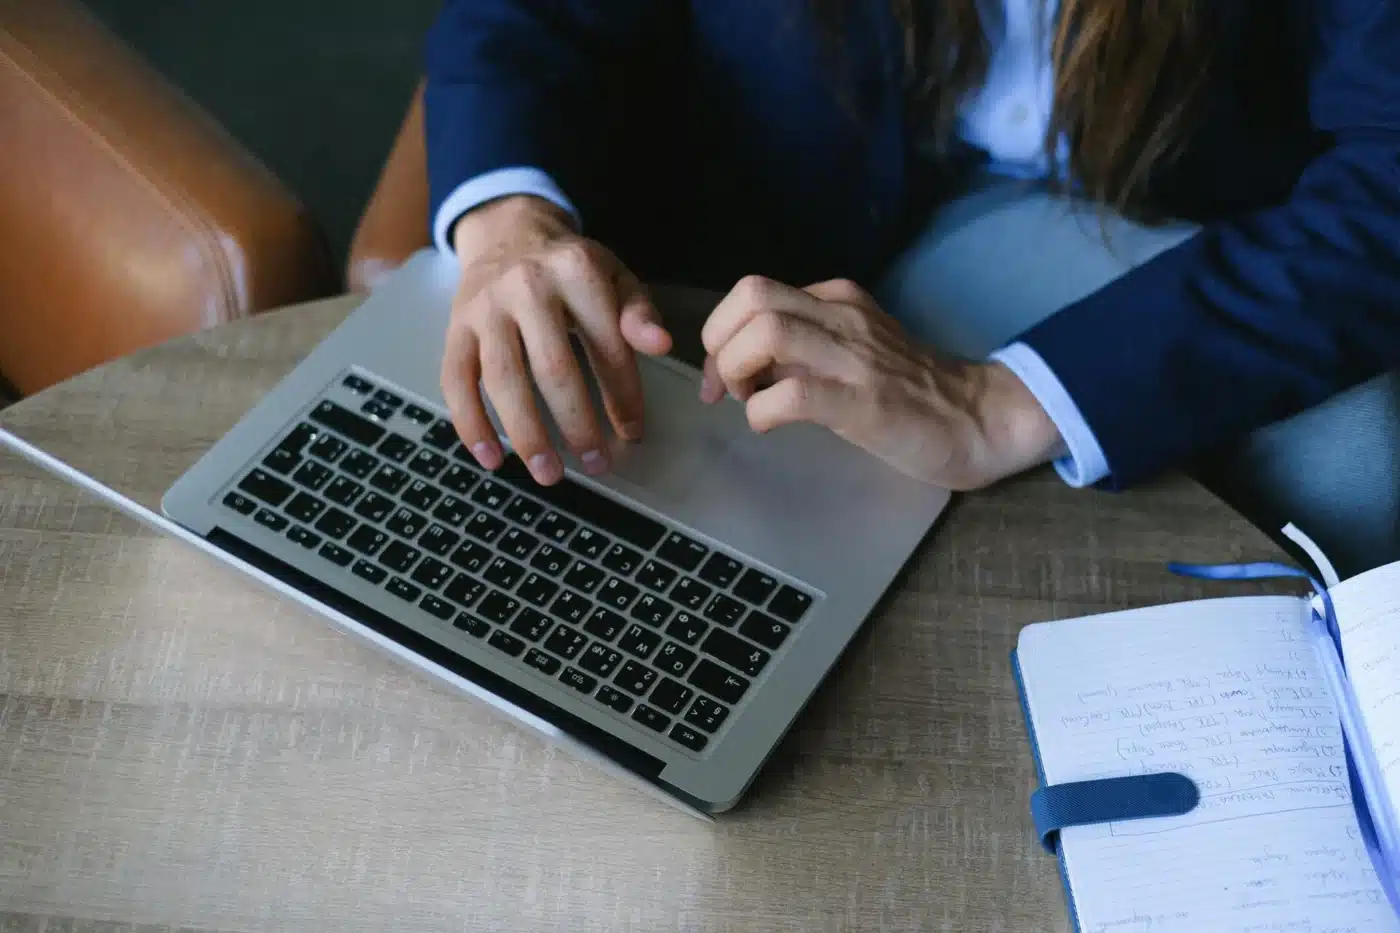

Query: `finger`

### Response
(715, 312, 859, 400)
(478, 313, 562, 485)
(515, 291, 611, 475)
(803, 277, 873, 306)
(745, 375, 859, 435)
(701, 274, 825, 358)
(700, 355, 724, 404)
(616, 269, 672, 356)
(440, 323, 502, 470)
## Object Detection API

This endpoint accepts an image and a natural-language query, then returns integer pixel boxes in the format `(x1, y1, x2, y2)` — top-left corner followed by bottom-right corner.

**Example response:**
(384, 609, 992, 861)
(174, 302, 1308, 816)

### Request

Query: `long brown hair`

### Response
(813, 0, 1219, 221)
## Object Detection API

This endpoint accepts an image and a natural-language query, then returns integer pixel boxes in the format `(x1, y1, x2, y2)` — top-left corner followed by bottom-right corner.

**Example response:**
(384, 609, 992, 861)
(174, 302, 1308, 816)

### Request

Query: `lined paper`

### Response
(1333, 562, 1400, 827)
(1018, 596, 1398, 933)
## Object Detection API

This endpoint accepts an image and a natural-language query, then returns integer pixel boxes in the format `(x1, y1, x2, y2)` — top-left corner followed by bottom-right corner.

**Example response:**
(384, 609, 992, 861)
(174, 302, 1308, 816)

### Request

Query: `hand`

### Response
(699, 276, 1063, 490)
(442, 195, 672, 485)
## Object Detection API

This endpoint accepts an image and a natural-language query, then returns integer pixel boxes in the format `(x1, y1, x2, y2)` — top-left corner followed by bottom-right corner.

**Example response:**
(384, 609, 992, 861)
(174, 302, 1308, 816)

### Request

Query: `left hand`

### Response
(699, 275, 1063, 490)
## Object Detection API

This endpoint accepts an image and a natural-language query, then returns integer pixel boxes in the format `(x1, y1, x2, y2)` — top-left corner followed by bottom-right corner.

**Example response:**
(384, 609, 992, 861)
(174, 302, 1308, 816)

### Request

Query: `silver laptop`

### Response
(158, 249, 950, 814)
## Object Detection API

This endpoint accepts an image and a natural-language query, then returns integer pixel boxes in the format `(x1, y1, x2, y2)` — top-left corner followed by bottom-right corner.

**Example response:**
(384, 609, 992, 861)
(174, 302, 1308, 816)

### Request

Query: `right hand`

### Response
(442, 195, 672, 485)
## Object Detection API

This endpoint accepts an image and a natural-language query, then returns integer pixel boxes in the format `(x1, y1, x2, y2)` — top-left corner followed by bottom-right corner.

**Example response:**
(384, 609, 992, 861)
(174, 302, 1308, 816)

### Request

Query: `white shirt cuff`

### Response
(432, 167, 581, 254)
(988, 342, 1111, 488)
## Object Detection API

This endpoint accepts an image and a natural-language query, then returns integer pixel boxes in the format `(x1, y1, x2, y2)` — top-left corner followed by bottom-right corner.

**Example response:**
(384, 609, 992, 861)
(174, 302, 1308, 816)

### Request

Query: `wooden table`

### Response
(0, 294, 1287, 933)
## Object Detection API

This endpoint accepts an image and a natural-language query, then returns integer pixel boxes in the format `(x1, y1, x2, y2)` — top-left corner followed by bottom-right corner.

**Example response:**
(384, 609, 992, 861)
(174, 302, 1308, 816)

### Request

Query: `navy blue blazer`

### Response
(422, 0, 1400, 488)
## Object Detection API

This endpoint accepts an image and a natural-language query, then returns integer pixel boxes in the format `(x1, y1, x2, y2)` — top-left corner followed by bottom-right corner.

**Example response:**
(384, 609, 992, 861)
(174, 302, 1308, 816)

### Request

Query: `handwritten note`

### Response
(1018, 595, 1399, 933)
(1332, 561, 1400, 823)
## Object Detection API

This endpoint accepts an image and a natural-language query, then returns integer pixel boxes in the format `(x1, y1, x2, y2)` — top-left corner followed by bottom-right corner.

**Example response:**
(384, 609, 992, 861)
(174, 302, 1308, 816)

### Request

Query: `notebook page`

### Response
(1332, 561, 1400, 823)
(1018, 596, 1399, 933)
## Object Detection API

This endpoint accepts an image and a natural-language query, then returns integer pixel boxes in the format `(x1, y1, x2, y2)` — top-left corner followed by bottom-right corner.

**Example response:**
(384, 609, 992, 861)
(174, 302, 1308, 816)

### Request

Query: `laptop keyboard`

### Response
(219, 371, 817, 754)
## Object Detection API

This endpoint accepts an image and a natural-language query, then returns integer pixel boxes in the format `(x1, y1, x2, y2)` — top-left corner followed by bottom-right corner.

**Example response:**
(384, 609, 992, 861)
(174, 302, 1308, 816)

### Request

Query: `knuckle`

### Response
(735, 274, 775, 307)
(550, 239, 599, 275)
(755, 310, 787, 353)
(502, 258, 551, 301)
(534, 348, 576, 385)
(829, 278, 869, 303)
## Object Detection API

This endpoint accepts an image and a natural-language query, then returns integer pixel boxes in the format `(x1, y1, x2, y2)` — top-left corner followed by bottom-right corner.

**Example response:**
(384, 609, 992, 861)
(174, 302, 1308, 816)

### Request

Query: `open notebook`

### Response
(1015, 543, 1400, 933)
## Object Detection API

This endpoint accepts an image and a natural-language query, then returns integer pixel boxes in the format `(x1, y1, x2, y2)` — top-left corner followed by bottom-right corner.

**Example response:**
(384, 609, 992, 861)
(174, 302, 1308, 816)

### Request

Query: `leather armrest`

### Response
(347, 82, 432, 292)
(0, 0, 336, 395)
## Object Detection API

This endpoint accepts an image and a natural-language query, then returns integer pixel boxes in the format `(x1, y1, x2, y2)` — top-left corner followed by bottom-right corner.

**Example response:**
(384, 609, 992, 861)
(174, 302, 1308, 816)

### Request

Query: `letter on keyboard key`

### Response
(656, 533, 708, 572)
(631, 704, 669, 733)
(494, 454, 666, 550)
(559, 666, 598, 694)
(668, 722, 708, 751)
(488, 630, 526, 657)
(314, 508, 357, 541)
(524, 648, 562, 675)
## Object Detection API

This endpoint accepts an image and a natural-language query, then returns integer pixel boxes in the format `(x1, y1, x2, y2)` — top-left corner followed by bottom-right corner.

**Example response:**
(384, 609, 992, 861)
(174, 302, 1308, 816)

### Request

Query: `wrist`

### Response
(451, 194, 575, 264)
(969, 361, 1065, 480)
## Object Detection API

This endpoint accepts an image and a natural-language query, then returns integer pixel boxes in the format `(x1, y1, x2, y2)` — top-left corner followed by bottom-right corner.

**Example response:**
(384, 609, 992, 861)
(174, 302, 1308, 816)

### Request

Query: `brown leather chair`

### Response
(0, 0, 337, 397)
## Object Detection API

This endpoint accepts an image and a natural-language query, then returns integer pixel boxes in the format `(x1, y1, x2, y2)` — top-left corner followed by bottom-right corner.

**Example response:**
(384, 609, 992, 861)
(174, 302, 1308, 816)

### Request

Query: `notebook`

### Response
(1014, 536, 1400, 933)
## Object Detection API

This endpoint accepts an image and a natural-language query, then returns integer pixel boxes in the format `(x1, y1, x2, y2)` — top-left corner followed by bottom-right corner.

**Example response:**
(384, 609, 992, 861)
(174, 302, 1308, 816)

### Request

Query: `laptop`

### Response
(152, 248, 950, 814)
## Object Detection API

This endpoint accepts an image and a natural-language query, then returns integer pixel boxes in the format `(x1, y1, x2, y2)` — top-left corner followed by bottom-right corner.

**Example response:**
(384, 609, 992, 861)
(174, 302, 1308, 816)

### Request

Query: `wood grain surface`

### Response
(0, 294, 1289, 933)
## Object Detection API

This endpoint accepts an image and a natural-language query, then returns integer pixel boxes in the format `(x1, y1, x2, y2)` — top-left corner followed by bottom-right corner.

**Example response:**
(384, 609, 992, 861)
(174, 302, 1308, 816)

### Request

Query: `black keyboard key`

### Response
(254, 508, 288, 532)
(650, 677, 694, 716)
(596, 684, 634, 714)
(222, 491, 257, 515)
(401, 480, 442, 512)
(630, 594, 673, 628)
(688, 659, 750, 704)
(495, 454, 666, 550)
(342, 374, 374, 394)
(454, 614, 490, 638)
(444, 573, 485, 609)
(324, 476, 364, 507)
(406, 449, 447, 479)
(517, 573, 559, 608)
(293, 461, 333, 492)
(477, 590, 521, 625)
(314, 508, 357, 540)
(386, 506, 428, 540)
(238, 469, 294, 507)
(543, 624, 587, 660)
(362, 399, 395, 420)
(440, 464, 478, 495)
(568, 527, 610, 560)
(379, 541, 421, 574)
(685, 696, 730, 733)
(284, 492, 325, 524)
(276, 422, 318, 454)
(386, 577, 422, 603)
(347, 524, 389, 556)
(670, 578, 711, 612)
(584, 607, 627, 642)
(309, 434, 348, 464)
(657, 533, 708, 572)
(432, 496, 473, 527)
(665, 611, 708, 646)
(402, 404, 435, 426)
(618, 623, 660, 660)
(287, 525, 322, 549)
(560, 666, 598, 694)
(488, 630, 526, 658)
(549, 590, 590, 625)
(529, 545, 571, 577)
(523, 648, 562, 676)
(352, 559, 387, 585)
(354, 491, 394, 523)
(734, 569, 778, 606)
(615, 660, 657, 696)
(465, 512, 505, 543)
(319, 542, 354, 567)
(536, 511, 577, 544)
(372, 388, 404, 409)
(484, 555, 525, 589)
(740, 612, 792, 650)
(509, 607, 554, 642)
(669, 723, 708, 751)
(702, 628, 770, 678)
(769, 585, 813, 623)
(499, 529, 539, 561)
(503, 495, 544, 526)
(262, 447, 301, 476)
(599, 578, 639, 611)
(578, 643, 623, 678)
(449, 541, 492, 574)
(422, 419, 458, 451)
(369, 464, 409, 495)
(698, 553, 743, 589)
(471, 479, 512, 510)
(420, 594, 455, 621)
(341, 449, 379, 479)
(636, 560, 678, 594)
(656, 642, 698, 678)
(601, 543, 642, 576)
(310, 400, 385, 446)
(631, 704, 669, 732)
(563, 561, 605, 594)
(704, 593, 747, 627)
(419, 523, 461, 557)
(410, 557, 453, 590)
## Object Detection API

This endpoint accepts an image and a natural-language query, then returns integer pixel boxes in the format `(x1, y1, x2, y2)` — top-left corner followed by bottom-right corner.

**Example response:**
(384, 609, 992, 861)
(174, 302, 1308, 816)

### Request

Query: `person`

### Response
(420, 0, 1400, 562)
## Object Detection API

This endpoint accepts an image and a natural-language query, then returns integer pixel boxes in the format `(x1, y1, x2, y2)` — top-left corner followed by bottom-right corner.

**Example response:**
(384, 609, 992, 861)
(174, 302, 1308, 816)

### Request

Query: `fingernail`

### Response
(471, 441, 502, 469)
(619, 420, 643, 441)
(700, 375, 721, 404)
(642, 322, 668, 343)
(529, 451, 563, 484)
(581, 448, 609, 475)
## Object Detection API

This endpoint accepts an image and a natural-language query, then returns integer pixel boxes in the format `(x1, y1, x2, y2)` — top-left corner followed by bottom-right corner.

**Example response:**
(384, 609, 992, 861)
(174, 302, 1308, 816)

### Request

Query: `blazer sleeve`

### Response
(1015, 0, 1400, 489)
(422, 0, 680, 233)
